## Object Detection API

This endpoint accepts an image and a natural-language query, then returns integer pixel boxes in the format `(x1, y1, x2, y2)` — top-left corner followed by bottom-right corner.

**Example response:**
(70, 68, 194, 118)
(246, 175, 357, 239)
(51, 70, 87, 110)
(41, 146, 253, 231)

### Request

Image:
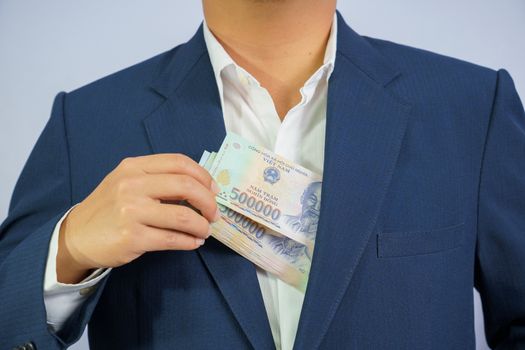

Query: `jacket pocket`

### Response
(377, 222, 465, 258)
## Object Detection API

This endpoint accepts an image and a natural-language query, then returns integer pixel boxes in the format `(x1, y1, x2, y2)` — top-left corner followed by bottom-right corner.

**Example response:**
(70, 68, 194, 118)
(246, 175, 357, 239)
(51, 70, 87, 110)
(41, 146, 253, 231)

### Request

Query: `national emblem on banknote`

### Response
(263, 166, 281, 184)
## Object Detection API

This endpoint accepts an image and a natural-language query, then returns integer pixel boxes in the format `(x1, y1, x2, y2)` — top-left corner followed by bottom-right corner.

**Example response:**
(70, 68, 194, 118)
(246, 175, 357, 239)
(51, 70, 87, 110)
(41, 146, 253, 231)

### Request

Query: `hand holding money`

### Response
(200, 133, 323, 291)
(56, 154, 219, 284)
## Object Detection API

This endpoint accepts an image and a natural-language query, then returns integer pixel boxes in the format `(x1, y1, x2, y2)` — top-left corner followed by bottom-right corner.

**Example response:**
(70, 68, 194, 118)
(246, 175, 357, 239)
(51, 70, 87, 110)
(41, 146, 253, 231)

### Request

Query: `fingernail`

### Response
(207, 225, 213, 238)
(211, 180, 220, 195)
(213, 208, 221, 222)
(196, 238, 205, 246)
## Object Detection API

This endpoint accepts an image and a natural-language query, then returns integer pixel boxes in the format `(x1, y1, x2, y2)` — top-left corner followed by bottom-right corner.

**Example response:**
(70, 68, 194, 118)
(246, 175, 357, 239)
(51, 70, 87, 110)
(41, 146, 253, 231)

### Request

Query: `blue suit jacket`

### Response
(1, 12, 524, 350)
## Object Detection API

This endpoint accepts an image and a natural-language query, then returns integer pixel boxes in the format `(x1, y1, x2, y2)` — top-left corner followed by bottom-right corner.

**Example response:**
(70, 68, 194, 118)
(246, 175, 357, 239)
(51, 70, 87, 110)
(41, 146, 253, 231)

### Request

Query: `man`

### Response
(1, 1, 524, 349)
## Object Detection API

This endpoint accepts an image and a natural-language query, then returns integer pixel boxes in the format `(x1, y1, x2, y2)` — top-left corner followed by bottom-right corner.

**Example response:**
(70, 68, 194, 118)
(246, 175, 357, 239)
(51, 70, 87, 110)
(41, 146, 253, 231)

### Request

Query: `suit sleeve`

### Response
(0, 92, 108, 349)
(475, 69, 525, 349)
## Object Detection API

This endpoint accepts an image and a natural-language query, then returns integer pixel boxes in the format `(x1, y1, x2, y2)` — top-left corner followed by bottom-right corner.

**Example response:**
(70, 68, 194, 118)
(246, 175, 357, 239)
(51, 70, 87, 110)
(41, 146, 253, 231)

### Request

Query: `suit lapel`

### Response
(144, 25, 275, 350)
(293, 13, 411, 349)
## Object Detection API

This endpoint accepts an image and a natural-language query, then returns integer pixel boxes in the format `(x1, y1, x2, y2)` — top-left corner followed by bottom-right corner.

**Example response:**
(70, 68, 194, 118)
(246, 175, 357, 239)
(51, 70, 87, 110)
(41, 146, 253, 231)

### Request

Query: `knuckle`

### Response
(175, 207, 192, 225)
(119, 157, 136, 171)
(118, 224, 137, 245)
(165, 233, 192, 250)
(173, 236, 198, 251)
(118, 202, 138, 220)
(173, 153, 189, 167)
(116, 176, 142, 196)
(178, 175, 195, 193)
(165, 233, 179, 247)
(116, 178, 132, 196)
(119, 226, 133, 240)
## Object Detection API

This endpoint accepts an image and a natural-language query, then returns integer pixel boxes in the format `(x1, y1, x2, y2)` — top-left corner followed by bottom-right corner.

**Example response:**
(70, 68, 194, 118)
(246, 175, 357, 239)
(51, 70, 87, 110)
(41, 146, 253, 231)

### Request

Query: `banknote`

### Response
(199, 150, 311, 290)
(208, 133, 322, 248)
(213, 205, 311, 291)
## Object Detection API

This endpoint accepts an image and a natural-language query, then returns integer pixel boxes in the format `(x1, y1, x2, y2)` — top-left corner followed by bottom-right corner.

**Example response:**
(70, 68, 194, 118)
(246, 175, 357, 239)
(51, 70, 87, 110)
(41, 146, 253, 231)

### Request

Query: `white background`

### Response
(1, 1, 524, 349)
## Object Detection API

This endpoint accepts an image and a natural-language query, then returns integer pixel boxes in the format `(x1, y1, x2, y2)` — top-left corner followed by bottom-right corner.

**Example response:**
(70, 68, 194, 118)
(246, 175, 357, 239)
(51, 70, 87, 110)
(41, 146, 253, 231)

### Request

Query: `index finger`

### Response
(132, 153, 218, 193)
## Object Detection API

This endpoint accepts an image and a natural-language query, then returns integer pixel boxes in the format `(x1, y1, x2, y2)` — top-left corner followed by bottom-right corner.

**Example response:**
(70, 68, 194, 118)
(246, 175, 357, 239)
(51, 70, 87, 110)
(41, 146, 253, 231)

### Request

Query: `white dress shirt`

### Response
(43, 14, 337, 350)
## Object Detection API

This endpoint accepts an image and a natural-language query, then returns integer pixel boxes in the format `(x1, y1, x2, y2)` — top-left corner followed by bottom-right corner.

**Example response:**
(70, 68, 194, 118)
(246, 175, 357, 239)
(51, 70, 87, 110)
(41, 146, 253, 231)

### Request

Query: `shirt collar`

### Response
(202, 13, 338, 88)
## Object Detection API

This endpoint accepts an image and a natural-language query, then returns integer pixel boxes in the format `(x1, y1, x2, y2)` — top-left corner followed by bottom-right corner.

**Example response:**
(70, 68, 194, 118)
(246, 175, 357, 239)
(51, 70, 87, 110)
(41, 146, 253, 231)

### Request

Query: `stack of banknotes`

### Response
(199, 133, 322, 291)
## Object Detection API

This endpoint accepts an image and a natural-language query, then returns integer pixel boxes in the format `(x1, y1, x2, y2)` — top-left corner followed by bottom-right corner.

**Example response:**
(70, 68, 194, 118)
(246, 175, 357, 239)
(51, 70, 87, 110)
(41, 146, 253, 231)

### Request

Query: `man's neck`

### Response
(202, 0, 337, 120)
